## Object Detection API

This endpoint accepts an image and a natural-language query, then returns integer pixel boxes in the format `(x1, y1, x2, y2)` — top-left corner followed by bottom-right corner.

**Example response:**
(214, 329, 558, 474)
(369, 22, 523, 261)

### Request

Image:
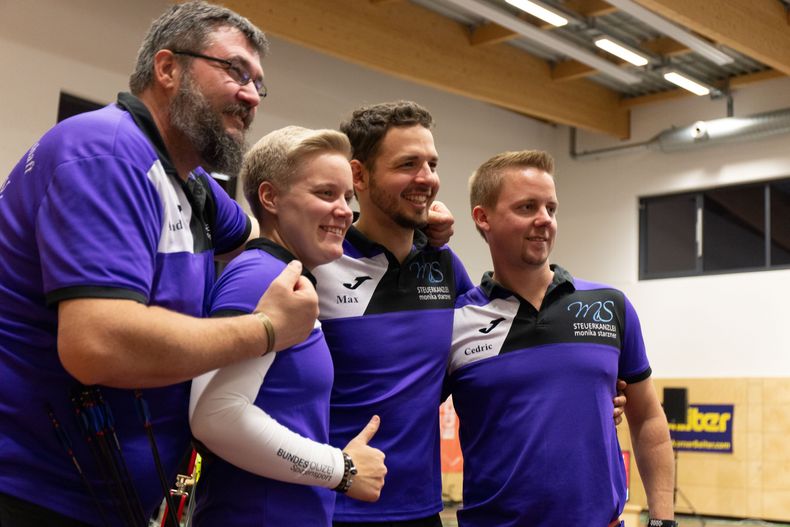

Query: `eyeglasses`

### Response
(171, 50, 267, 98)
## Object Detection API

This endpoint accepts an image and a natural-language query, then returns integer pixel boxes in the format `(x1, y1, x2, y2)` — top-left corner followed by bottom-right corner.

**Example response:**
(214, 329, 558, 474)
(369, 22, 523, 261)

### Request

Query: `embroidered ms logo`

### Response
(567, 300, 614, 323)
(409, 260, 444, 284)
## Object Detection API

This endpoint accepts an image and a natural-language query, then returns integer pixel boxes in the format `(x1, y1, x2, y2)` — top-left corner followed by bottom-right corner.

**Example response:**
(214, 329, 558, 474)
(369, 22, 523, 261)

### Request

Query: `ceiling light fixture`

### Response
(663, 71, 710, 96)
(594, 37, 649, 66)
(604, 0, 734, 66)
(442, 0, 643, 85)
(505, 0, 568, 27)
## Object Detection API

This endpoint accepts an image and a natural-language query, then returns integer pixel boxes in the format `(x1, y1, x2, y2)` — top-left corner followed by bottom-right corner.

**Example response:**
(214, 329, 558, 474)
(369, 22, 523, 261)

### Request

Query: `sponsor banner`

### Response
(440, 397, 464, 502)
(668, 404, 733, 453)
(439, 397, 463, 474)
(622, 450, 630, 501)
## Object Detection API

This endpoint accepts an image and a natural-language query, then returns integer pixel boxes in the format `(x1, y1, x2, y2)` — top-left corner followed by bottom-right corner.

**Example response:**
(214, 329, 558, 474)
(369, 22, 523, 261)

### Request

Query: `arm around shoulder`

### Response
(58, 261, 318, 388)
(58, 297, 269, 388)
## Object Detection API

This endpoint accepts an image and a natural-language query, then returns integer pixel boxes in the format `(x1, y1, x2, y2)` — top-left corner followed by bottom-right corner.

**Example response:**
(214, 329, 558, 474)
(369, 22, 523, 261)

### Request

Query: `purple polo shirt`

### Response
(0, 92, 250, 525)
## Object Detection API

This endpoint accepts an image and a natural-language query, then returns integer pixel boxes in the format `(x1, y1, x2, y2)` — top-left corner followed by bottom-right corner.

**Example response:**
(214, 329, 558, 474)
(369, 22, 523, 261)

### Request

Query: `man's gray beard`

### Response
(170, 75, 248, 175)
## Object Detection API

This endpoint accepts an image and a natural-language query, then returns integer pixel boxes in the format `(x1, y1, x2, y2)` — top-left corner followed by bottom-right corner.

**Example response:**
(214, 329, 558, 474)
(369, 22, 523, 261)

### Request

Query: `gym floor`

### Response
(439, 503, 790, 527)
(671, 518, 790, 527)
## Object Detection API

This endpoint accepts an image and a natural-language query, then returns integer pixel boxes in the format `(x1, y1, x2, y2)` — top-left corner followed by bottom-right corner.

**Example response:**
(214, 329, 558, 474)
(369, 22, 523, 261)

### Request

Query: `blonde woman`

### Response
(189, 126, 386, 526)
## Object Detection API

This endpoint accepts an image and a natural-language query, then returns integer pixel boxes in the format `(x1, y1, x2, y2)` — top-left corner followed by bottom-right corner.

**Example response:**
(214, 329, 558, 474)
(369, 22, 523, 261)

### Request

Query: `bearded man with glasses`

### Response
(0, 2, 318, 526)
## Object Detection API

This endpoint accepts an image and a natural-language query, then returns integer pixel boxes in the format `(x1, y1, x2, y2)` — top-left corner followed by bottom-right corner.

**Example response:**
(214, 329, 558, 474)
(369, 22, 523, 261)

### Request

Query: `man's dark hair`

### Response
(339, 101, 433, 170)
(129, 1, 268, 95)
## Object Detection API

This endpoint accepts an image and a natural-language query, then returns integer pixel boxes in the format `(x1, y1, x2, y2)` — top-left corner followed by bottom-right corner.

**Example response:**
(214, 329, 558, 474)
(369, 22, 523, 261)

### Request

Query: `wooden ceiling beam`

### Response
(469, 13, 554, 47)
(551, 54, 628, 83)
(563, 0, 618, 17)
(470, 21, 520, 47)
(552, 57, 631, 82)
(728, 68, 785, 88)
(552, 60, 596, 82)
(641, 36, 689, 57)
(225, 0, 630, 137)
(632, 0, 790, 75)
(620, 69, 785, 108)
(553, 36, 688, 82)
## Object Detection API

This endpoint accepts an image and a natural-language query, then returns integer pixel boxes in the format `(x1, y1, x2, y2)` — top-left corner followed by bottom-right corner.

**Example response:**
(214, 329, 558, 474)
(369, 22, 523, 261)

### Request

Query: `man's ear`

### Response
(258, 181, 279, 215)
(350, 159, 368, 193)
(152, 49, 181, 92)
(472, 205, 490, 235)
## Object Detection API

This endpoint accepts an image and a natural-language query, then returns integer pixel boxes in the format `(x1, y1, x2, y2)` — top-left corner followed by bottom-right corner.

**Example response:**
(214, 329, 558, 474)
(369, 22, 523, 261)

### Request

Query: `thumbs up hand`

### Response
(342, 415, 387, 502)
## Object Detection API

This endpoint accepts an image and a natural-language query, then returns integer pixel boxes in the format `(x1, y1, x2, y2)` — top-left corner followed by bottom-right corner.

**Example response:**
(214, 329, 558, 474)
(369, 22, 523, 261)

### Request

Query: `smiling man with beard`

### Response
(0, 2, 318, 526)
(312, 101, 474, 527)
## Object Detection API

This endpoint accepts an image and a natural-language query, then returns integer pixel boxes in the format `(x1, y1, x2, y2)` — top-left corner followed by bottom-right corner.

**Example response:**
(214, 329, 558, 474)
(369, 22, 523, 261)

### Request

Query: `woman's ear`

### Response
(258, 181, 279, 215)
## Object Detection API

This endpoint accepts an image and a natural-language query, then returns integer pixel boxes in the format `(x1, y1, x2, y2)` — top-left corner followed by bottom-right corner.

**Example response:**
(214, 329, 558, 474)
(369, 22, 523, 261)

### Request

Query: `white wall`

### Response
(554, 76, 790, 378)
(3, 0, 788, 378)
(0, 0, 160, 177)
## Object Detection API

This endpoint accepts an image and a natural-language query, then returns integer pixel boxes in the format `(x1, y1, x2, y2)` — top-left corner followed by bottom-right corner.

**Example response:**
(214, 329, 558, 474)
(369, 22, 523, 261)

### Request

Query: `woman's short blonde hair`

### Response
(241, 126, 351, 220)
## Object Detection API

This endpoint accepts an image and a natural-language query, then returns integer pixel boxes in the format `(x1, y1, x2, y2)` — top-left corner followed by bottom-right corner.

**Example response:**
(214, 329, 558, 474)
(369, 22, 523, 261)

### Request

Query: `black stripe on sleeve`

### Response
(621, 366, 652, 384)
(46, 286, 147, 307)
(210, 309, 248, 318)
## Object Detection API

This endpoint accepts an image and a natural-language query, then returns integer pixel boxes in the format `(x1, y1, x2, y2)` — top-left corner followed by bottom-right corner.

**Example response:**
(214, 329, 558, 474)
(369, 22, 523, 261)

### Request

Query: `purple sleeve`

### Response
(39, 155, 162, 305)
(618, 295, 651, 382)
(209, 252, 284, 315)
(203, 172, 251, 256)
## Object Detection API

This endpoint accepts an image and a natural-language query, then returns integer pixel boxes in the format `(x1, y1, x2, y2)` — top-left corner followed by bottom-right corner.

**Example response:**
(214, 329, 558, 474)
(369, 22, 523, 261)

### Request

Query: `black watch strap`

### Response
(648, 520, 678, 527)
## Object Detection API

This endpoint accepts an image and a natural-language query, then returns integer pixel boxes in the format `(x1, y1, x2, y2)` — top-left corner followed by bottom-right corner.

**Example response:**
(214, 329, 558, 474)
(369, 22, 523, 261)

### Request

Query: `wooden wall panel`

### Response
(619, 378, 790, 522)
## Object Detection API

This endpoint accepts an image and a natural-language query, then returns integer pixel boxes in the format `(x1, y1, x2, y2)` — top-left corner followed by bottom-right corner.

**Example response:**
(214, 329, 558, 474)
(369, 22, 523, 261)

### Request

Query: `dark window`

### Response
(640, 195, 697, 275)
(640, 179, 789, 279)
(57, 92, 104, 123)
(771, 181, 790, 266)
(702, 185, 764, 272)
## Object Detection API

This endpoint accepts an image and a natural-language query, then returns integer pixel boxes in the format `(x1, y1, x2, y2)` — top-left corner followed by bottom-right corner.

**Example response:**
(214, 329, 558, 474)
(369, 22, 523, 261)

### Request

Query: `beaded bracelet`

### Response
(333, 451, 358, 493)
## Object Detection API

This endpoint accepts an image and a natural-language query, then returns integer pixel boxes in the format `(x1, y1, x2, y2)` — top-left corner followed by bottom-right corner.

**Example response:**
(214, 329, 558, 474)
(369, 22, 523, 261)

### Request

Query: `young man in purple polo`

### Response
(447, 150, 675, 527)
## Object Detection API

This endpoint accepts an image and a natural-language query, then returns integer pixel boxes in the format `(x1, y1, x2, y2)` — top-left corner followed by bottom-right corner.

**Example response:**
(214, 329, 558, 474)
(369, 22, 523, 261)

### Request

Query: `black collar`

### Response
(479, 264, 575, 300)
(117, 92, 214, 222)
(116, 92, 178, 179)
(345, 222, 429, 260)
(245, 238, 317, 287)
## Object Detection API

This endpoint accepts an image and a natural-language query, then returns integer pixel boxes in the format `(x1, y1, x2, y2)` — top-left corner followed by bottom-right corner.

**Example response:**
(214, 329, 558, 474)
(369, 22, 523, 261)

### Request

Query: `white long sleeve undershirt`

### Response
(189, 352, 344, 488)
